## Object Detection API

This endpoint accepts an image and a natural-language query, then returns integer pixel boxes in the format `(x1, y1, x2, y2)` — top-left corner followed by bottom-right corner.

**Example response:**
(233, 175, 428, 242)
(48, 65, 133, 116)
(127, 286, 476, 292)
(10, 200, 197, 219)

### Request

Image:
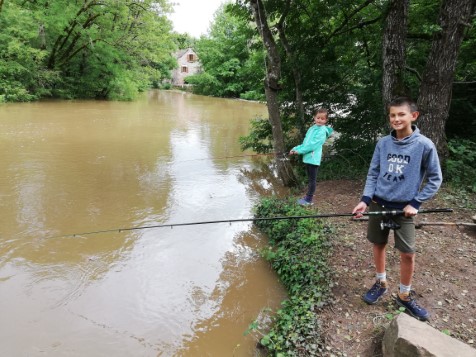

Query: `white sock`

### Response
(399, 283, 411, 294)
(376, 272, 386, 282)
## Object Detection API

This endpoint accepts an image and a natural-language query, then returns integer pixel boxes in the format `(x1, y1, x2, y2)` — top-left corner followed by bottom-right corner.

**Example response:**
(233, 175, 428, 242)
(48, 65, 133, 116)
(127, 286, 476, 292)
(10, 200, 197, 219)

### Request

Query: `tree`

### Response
(0, 0, 176, 101)
(0, 1, 55, 101)
(171, 32, 196, 49)
(417, 0, 476, 156)
(275, 0, 306, 138)
(248, 0, 297, 186)
(186, 3, 265, 99)
(241, 0, 385, 148)
(382, 0, 409, 105)
(214, 0, 475, 181)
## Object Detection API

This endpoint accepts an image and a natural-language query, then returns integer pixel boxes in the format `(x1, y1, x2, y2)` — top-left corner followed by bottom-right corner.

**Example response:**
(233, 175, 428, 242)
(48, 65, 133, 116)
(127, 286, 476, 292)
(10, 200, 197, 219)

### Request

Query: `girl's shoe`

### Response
(297, 198, 312, 206)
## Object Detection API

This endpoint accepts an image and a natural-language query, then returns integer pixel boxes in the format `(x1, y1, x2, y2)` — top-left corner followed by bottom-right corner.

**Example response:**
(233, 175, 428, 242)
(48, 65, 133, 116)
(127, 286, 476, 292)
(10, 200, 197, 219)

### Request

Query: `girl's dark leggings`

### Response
(305, 164, 320, 201)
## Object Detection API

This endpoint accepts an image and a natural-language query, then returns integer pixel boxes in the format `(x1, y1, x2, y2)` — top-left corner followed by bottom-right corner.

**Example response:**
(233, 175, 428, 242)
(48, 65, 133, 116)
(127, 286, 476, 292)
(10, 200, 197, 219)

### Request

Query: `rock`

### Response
(382, 313, 476, 357)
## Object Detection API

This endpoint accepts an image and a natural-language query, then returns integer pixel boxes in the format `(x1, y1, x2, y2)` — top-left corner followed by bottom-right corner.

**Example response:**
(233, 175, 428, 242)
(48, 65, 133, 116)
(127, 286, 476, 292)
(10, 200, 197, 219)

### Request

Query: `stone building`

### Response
(171, 48, 201, 86)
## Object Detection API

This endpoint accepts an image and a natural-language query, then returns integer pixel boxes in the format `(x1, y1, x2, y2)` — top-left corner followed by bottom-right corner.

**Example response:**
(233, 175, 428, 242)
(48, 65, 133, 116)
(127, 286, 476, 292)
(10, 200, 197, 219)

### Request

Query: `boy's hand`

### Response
(403, 205, 418, 217)
(289, 150, 297, 155)
(352, 202, 367, 218)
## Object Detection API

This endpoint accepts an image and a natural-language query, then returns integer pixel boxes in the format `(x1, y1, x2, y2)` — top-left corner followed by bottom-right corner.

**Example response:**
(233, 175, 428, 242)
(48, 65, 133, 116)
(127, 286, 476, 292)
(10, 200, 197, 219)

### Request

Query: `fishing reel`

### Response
(277, 152, 290, 161)
(380, 217, 401, 230)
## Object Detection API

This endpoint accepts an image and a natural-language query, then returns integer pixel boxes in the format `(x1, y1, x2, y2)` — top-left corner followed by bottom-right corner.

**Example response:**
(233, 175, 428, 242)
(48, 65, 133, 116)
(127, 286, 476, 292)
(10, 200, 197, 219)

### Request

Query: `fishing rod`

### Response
(415, 221, 476, 229)
(47, 208, 453, 239)
(169, 152, 288, 165)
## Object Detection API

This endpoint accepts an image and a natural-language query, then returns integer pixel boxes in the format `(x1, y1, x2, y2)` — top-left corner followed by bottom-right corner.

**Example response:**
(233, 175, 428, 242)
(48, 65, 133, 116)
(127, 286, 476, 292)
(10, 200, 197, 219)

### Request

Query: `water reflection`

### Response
(0, 90, 288, 356)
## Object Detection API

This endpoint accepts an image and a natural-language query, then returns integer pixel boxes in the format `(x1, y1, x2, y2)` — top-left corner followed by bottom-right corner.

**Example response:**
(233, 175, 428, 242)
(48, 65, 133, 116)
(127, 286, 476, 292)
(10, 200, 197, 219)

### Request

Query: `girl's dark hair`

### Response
(387, 97, 418, 113)
(313, 107, 328, 118)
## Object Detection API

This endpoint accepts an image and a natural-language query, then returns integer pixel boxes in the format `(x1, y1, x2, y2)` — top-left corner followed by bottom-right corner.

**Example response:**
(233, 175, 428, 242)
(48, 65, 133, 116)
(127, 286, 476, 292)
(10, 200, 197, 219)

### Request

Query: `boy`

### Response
(352, 97, 442, 321)
(289, 108, 333, 205)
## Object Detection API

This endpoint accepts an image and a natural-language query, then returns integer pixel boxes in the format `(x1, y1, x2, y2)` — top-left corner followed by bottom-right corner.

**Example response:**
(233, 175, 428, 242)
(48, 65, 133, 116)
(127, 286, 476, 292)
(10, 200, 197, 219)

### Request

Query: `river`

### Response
(0, 90, 288, 356)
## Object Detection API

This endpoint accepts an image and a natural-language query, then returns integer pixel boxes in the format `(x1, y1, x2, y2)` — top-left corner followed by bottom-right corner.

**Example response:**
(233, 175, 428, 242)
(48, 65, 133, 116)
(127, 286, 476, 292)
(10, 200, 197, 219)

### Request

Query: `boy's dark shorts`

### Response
(367, 202, 416, 253)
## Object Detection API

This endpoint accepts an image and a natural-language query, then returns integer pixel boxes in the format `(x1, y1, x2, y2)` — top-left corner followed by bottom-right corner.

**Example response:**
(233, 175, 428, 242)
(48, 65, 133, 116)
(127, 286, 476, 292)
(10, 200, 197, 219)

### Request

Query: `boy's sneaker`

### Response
(297, 198, 312, 206)
(362, 280, 388, 304)
(396, 291, 430, 321)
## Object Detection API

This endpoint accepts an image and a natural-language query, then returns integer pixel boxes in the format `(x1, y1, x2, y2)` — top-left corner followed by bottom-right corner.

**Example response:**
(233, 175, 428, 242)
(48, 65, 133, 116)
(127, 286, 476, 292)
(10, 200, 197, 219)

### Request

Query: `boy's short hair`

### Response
(387, 96, 418, 113)
(313, 107, 328, 118)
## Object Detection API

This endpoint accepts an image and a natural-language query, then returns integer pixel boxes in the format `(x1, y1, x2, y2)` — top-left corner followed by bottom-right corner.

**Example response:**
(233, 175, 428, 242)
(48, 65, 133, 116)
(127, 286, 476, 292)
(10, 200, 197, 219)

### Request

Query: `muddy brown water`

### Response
(0, 90, 288, 356)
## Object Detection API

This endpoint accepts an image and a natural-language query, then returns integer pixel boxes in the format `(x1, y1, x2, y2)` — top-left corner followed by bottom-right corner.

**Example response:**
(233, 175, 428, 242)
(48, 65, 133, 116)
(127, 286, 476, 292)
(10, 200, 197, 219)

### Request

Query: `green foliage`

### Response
(190, 3, 265, 98)
(107, 73, 140, 101)
(251, 197, 333, 355)
(407, 0, 476, 142)
(240, 110, 306, 154)
(0, 1, 53, 101)
(231, 0, 476, 172)
(0, 0, 176, 101)
(232, 0, 388, 180)
(445, 138, 476, 193)
(385, 306, 405, 321)
(442, 329, 451, 336)
(439, 184, 476, 210)
(185, 72, 221, 94)
(159, 82, 172, 90)
(240, 90, 265, 101)
(319, 150, 372, 180)
(171, 32, 197, 49)
(239, 117, 274, 153)
(448, 84, 476, 141)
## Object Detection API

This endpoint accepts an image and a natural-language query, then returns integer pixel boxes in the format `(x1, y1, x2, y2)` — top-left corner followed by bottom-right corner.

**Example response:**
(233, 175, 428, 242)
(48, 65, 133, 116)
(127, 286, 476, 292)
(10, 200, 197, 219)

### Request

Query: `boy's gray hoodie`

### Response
(361, 126, 442, 209)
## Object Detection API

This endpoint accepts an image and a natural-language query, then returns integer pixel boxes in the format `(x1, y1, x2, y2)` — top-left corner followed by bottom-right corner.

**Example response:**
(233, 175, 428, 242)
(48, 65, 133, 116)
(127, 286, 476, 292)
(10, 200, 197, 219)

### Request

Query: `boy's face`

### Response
(314, 113, 328, 126)
(388, 104, 418, 135)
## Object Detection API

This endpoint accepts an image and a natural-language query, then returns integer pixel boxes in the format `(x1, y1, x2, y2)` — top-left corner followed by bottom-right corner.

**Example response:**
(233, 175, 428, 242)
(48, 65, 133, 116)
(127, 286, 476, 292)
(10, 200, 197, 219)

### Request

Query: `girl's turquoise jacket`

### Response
(292, 125, 334, 165)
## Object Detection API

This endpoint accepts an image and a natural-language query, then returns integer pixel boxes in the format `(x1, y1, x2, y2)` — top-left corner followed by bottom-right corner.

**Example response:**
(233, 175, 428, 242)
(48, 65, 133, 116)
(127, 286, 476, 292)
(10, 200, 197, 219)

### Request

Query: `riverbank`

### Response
(311, 180, 476, 356)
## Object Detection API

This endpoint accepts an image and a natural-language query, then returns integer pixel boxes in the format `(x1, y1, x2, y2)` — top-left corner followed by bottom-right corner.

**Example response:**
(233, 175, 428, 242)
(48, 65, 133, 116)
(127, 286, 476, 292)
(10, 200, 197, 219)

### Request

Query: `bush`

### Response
(240, 90, 265, 101)
(0, 81, 37, 102)
(160, 82, 172, 90)
(107, 75, 139, 101)
(319, 148, 372, 180)
(445, 138, 476, 193)
(249, 197, 333, 355)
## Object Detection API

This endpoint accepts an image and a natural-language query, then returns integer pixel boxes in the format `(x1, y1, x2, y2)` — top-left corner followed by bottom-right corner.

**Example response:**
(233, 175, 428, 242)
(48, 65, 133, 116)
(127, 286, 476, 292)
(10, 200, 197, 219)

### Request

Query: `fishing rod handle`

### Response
(418, 208, 453, 214)
(365, 208, 453, 216)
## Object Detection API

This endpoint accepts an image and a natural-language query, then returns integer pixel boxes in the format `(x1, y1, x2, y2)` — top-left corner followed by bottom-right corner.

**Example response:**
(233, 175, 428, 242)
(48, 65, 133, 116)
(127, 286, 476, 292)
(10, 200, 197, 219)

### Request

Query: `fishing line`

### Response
(46, 208, 453, 239)
(168, 152, 287, 165)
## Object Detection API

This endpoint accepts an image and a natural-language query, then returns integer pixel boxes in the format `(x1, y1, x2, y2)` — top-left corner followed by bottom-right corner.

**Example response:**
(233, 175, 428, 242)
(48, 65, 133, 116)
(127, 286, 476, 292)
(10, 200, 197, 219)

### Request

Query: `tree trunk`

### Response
(249, 0, 297, 187)
(417, 0, 476, 157)
(276, 22, 306, 140)
(382, 0, 409, 106)
(276, 0, 306, 139)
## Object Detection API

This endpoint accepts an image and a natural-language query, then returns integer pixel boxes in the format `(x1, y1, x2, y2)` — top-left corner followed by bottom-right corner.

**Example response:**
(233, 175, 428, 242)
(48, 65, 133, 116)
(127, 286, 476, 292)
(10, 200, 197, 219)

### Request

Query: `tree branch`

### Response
(405, 66, 422, 82)
(331, 16, 381, 37)
(57, 13, 101, 65)
(407, 32, 434, 40)
(127, 1, 149, 13)
(329, 0, 376, 38)
(453, 80, 476, 84)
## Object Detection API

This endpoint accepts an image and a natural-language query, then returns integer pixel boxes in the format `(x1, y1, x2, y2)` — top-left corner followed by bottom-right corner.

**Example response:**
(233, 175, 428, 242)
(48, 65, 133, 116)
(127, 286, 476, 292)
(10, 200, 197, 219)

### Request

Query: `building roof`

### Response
(174, 48, 196, 59)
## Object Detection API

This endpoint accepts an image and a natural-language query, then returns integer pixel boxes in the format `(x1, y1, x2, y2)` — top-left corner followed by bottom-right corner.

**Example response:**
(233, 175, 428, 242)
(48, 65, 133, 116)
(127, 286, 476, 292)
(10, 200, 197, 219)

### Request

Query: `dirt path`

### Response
(311, 180, 476, 356)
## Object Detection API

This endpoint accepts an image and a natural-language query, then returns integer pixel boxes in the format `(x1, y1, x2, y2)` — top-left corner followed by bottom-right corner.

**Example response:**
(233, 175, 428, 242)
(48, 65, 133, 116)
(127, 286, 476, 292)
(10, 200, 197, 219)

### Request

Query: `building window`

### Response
(181, 66, 188, 73)
(187, 53, 195, 62)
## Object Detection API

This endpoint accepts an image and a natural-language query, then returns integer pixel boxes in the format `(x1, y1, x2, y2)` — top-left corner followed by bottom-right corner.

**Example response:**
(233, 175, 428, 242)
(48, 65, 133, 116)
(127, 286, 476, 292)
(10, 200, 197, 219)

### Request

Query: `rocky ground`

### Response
(311, 180, 476, 357)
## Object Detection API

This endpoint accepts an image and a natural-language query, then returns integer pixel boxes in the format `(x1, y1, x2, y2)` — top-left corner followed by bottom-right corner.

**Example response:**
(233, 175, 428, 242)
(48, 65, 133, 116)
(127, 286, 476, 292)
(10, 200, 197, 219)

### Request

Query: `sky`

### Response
(169, 0, 225, 38)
